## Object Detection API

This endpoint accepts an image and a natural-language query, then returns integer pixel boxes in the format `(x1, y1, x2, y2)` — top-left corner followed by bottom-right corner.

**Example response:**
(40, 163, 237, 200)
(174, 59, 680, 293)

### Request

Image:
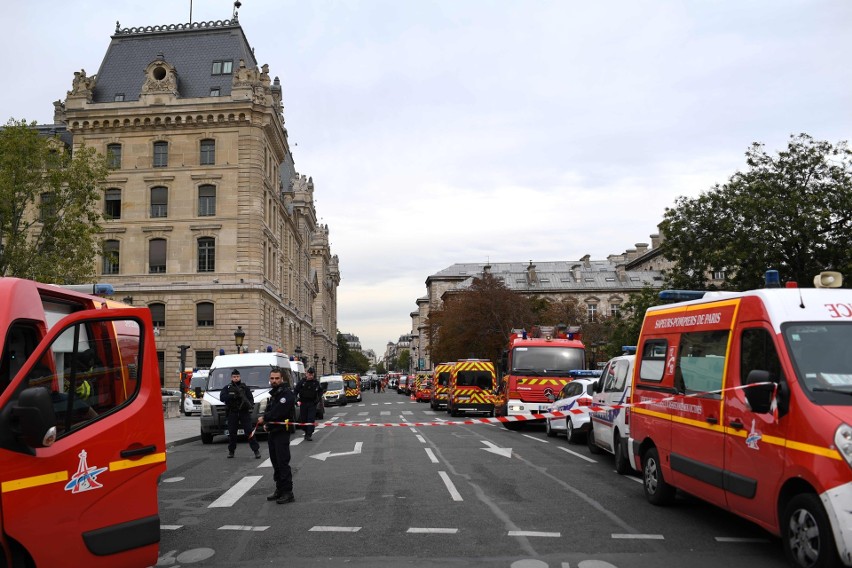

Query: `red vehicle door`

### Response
(0, 308, 166, 568)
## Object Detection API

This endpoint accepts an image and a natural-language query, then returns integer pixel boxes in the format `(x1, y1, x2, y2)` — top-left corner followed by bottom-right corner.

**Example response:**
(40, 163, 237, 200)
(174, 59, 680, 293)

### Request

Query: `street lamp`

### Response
(321, 356, 326, 374)
(294, 345, 302, 362)
(313, 353, 319, 371)
(234, 325, 245, 354)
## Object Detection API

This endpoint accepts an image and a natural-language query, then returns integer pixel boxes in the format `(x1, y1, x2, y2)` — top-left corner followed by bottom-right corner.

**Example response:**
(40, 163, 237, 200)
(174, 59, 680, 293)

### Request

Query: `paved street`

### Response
(158, 391, 787, 568)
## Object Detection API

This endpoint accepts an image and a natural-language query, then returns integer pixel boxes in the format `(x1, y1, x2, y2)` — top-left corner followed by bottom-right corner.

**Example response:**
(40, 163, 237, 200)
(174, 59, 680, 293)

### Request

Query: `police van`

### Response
(588, 351, 635, 474)
(200, 351, 293, 444)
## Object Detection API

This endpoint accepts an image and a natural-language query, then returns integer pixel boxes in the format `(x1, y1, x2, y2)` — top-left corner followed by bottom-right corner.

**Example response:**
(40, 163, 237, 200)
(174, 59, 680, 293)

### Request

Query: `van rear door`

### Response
(0, 309, 165, 568)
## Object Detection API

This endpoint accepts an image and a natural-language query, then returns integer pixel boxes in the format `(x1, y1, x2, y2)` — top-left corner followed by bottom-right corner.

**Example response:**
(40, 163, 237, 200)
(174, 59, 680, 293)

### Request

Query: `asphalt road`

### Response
(155, 391, 788, 568)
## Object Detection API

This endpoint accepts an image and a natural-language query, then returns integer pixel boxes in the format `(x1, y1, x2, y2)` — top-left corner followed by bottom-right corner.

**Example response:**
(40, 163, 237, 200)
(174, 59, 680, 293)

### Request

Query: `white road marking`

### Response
(407, 527, 458, 534)
(715, 537, 771, 543)
(258, 457, 272, 468)
(626, 475, 643, 484)
(425, 448, 439, 463)
(381, 411, 391, 416)
(310, 526, 362, 532)
(208, 475, 263, 508)
(290, 438, 303, 447)
(481, 440, 512, 458)
(438, 471, 463, 501)
(521, 434, 549, 444)
(218, 525, 269, 531)
(402, 411, 413, 415)
(612, 533, 664, 539)
(508, 531, 561, 538)
(358, 412, 369, 416)
(162, 477, 185, 483)
(160, 525, 183, 530)
(416, 435, 426, 443)
(557, 446, 597, 463)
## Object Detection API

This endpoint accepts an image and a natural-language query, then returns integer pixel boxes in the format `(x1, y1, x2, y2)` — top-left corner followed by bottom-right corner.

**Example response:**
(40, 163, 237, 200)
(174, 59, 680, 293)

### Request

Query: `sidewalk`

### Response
(165, 415, 202, 448)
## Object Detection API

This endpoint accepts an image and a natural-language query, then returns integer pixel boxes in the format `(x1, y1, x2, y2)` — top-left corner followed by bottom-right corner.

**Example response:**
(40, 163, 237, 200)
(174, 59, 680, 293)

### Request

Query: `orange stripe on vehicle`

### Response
(109, 452, 167, 472)
(2, 471, 68, 493)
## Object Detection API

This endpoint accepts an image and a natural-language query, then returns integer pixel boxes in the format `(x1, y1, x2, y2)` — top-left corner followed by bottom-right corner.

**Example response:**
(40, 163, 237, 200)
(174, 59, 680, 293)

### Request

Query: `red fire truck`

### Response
(0, 278, 166, 567)
(496, 325, 586, 429)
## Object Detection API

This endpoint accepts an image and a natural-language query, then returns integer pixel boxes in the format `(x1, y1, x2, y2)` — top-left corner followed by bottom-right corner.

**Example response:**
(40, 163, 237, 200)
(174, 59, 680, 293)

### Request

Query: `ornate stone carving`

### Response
(142, 58, 179, 97)
(67, 69, 96, 101)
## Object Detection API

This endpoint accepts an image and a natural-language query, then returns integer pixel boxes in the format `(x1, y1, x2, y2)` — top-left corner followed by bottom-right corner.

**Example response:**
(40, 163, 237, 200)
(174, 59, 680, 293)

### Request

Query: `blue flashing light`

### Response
(765, 269, 781, 288)
(621, 346, 637, 354)
(566, 333, 575, 340)
(569, 369, 602, 378)
(93, 283, 115, 296)
(659, 290, 707, 301)
(522, 330, 528, 339)
(219, 348, 225, 355)
(289, 355, 295, 361)
(266, 345, 273, 352)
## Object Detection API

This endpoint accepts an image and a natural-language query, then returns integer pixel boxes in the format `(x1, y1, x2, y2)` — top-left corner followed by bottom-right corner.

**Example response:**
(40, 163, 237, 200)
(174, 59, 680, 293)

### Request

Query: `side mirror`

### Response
(744, 370, 774, 414)
(12, 387, 57, 449)
(592, 380, 602, 394)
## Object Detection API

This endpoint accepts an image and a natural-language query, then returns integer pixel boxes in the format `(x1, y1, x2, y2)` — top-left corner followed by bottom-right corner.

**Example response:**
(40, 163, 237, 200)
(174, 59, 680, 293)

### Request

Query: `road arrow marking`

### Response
(481, 441, 512, 458)
(310, 442, 363, 461)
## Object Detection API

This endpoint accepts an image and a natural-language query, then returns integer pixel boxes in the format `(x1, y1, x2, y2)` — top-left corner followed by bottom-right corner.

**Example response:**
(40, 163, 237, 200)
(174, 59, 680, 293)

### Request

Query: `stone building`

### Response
(51, 14, 339, 386)
(407, 234, 672, 370)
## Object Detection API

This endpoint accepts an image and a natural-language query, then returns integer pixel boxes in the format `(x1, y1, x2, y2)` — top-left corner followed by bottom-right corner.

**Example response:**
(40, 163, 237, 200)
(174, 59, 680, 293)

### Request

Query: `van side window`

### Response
(19, 319, 142, 438)
(612, 360, 629, 391)
(639, 340, 667, 381)
(677, 330, 729, 397)
(0, 323, 40, 395)
(741, 328, 784, 385)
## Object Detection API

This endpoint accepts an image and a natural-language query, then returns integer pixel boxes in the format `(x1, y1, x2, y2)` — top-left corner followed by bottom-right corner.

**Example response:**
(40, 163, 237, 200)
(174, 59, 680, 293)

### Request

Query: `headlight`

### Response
(835, 423, 852, 469)
(509, 405, 525, 412)
(201, 400, 212, 417)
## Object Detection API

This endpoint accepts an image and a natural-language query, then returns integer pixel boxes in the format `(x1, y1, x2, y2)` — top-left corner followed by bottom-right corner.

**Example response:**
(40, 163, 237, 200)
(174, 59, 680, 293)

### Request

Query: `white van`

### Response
(588, 351, 635, 474)
(289, 358, 306, 386)
(320, 375, 347, 407)
(200, 351, 293, 444)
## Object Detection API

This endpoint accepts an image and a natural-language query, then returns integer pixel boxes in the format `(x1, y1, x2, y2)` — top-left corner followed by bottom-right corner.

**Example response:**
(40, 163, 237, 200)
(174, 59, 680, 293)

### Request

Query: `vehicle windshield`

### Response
(208, 366, 277, 390)
(512, 346, 585, 375)
(436, 372, 450, 386)
(324, 380, 344, 390)
(784, 322, 852, 405)
(345, 378, 358, 389)
(455, 370, 493, 389)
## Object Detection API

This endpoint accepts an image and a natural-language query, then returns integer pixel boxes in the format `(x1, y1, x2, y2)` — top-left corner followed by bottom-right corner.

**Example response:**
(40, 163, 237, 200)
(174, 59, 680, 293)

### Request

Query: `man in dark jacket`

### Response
(219, 369, 261, 459)
(294, 367, 323, 441)
(257, 366, 295, 504)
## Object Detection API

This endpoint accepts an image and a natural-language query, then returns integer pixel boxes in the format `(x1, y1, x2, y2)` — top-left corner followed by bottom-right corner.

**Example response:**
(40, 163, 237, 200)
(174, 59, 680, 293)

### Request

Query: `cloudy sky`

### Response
(4, 1, 851, 355)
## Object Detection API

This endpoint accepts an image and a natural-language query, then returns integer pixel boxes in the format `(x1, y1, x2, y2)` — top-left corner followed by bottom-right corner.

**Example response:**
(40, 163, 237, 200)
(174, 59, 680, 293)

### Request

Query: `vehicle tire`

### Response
(643, 447, 676, 506)
(545, 419, 556, 438)
(782, 493, 841, 568)
(613, 435, 629, 473)
(201, 432, 213, 445)
(587, 426, 602, 454)
(503, 421, 522, 431)
(184, 408, 192, 417)
(450, 406, 459, 417)
(566, 417, 577, 443)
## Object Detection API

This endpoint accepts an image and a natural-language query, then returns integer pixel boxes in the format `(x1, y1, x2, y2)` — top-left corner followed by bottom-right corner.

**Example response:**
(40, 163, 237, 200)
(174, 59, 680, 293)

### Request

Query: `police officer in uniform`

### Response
(257, 366, 295, 504)
(220, 369, 261, 459)
(294, 367, 323, 440)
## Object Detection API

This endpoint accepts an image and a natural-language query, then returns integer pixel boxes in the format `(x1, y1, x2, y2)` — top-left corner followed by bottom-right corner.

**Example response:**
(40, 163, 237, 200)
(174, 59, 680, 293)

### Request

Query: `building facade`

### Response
(53, 15, 338, 386)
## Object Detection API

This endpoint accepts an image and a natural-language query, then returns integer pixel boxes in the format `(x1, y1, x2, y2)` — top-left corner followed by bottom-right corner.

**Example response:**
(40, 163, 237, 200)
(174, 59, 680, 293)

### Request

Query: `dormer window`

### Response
(114, 93, 125, 102)
(210, 87, 220, 97)
(211, 61, 233, 75)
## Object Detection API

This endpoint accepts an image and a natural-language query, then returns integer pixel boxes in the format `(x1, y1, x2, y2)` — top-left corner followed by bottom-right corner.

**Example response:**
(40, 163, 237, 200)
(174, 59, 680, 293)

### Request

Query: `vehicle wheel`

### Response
(566, 418, 577, 443)
(643, 447, 675, 506)
(545, 419, 556, 438)
(503, 422, 522, 431)
(782, 493, 841, 568)
(450, 406, 459, 417)
(613, 435, 629, 473)
(201, 432, 213, 445)
(587, 426, 602, 454)
(184, 409, 192, 417)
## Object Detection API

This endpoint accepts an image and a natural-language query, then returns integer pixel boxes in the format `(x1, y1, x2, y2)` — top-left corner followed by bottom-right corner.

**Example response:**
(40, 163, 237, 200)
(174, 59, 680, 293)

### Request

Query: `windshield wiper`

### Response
(813, 386, 852, 396)
(513, 368, 541, 376)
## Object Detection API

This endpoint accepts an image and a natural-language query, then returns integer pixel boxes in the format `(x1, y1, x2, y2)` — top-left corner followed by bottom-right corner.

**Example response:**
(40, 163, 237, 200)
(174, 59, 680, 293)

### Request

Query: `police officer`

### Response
(219, 369, 261, 459)
(294, 367, 324, 440)
(257, 366, 295, 504)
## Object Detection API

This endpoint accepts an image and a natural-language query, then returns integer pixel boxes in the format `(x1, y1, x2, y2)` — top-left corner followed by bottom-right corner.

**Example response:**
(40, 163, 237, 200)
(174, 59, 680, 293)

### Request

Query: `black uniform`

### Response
(263, 382, 296, 499)
(220, 380, 260, 456)
(294, 377, 324, 440)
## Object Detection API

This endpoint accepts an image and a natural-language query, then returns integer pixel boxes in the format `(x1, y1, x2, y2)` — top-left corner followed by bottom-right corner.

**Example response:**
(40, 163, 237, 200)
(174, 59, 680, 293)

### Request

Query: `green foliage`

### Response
(397, 350, 411, 372)
(0, 119, 108, 282)
(608, 285, 662, 350)
(375, 362, 386, 375)
(661, 134, 852, 289)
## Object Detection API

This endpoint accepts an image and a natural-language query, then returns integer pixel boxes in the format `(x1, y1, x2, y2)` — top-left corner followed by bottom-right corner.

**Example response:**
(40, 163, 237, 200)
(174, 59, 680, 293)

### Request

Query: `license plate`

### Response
(457, 396, 471, 401)
(237, 429, 245, 435)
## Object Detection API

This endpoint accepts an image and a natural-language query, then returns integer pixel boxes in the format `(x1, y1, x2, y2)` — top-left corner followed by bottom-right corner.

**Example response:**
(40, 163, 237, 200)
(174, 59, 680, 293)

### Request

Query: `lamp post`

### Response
(234, 325, 245, 354)
(294, 345, 302, 362)
(313, 353, 319, 372)
(321, 356, 326, 374)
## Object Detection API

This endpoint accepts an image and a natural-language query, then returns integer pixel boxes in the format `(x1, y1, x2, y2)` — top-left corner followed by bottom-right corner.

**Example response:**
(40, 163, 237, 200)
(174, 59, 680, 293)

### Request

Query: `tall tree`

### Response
(661, 134, 852, 290)
(0, 119, 108, 282)
(426, 273, 535, 363)
(336, 332, 351, 371)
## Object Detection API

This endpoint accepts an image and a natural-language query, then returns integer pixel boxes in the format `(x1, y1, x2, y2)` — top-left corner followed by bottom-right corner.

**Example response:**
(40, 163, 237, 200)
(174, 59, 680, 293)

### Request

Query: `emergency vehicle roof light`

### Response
(266, 345, 273, 352)
(57, 283, 115, 296)
(659, 290, 706, 301)
(622, 346, 637, 354)
(219, 348, 225, 355)
(765, 270, 781, 288)
(569, 369, 602, 378)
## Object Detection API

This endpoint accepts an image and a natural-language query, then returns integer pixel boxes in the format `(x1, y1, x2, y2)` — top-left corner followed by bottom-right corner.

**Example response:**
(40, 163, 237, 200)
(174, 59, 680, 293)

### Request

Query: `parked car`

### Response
(182, 370, 208, 416)
(588, 352, 635, 473)
(544, 377, 597, 443)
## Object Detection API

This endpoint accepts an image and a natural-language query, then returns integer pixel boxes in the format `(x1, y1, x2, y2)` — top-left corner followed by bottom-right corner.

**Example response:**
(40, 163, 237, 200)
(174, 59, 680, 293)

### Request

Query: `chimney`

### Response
(650, 233, 661, 249)
(571, 263, 582, 282)
(616, 264, 627, 282)
(635, 243, 649, 256)
(580, 254, 591, 268)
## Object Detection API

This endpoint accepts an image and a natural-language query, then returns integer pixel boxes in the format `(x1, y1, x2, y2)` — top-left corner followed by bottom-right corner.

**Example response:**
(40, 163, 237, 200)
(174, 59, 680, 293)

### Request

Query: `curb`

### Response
(166, 435, 201, 449)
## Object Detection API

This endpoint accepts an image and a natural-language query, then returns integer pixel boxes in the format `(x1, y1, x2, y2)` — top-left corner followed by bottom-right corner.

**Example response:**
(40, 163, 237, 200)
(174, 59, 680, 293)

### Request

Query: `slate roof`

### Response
(430, 260, 663, 293)
(92, 19, 257, 103)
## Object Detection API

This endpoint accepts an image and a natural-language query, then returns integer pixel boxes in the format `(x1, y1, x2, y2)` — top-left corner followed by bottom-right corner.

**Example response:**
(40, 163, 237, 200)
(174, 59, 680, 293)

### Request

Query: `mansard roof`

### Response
(92, 18, 257, 103)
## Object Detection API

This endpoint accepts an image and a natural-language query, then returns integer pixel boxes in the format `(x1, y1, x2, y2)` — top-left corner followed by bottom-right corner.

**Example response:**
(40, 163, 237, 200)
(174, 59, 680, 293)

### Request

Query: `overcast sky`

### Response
(4, 1, 851, 355)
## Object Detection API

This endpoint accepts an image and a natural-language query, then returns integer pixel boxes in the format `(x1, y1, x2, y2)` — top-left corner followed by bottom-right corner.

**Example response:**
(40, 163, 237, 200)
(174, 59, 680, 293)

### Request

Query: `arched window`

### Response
(198, 237, 215, 272)
(102, 240, 120, 275)
(196, 302, 214, 327)
(149, 238, 166, 273)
